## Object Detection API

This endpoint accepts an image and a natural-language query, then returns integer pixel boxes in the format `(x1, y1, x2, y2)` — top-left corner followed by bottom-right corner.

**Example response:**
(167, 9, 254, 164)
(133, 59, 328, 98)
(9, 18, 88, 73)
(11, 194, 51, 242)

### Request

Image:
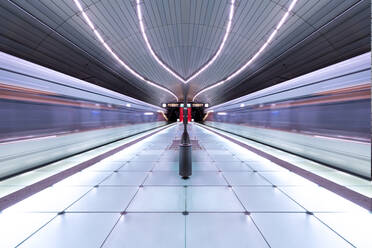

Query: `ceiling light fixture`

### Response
(72, 0, 178, 101)
(136, 0, 184, 83)
(193, 0, 298, 101)
(135, 0, 235, 84)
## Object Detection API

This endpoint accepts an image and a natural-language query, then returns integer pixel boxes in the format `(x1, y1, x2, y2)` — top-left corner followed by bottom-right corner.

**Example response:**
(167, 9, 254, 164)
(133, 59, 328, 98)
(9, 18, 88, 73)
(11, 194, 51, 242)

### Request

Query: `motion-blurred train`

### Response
(204, 53, 371, 179)
(0, 51, 167, 178)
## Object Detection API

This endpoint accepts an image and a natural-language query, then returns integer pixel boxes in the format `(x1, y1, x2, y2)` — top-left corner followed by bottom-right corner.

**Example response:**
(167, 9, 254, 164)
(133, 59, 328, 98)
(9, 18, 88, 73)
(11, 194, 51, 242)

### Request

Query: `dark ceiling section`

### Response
(197, 0, 371, 105)
(0, 0, 175, 106)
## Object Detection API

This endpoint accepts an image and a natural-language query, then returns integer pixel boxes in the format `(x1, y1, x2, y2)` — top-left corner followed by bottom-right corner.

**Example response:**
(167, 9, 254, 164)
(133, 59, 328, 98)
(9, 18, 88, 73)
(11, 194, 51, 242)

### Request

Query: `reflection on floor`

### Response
(0, 124, 370, 248)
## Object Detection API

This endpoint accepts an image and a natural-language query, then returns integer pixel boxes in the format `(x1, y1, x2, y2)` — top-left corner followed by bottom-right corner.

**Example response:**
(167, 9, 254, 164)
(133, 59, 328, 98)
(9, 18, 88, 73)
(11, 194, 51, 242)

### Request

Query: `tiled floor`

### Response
(0, 124, 371, 248)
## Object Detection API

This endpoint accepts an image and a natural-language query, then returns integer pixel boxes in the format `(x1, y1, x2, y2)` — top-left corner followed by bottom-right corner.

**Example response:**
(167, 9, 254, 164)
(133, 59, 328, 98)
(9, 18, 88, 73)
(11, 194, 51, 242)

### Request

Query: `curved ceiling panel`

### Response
(193, 0, 370, 104)
(189, 0, 369, 102)
(0, 0, 369, 106)
(140, 0, 231, 79)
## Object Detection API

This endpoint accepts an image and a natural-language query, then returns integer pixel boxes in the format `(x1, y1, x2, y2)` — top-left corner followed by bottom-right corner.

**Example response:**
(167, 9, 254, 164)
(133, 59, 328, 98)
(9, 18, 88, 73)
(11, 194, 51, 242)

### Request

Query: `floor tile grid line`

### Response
(143, 184, 272, 187)
(22, 209, 342, 214)
(14, 158, 132, 246)
(112, 161, 130, 171)
(99, 144, 169, 247)
(123, 210, 244, 214)
(202, 126, 358, 248)
(8, 127, 172, 247)
(200, 138, 273, 248)
(199, 124, 372, 211)
(16, 132, 167, 247)
(14, 183, 102, 247)
(205, 126, 364, 247)
(184, 185, 187, 248)
(88, 161, 129, 172)
(0, 125, 174, 212)
(311, 215, 358, 248)
(254, 170, 365, 214)
(184, 212, 187, 248)
(197, 128, 359, 246)
(14, 213, 57, 248)
(255, 169, 359, 247)
(87, 166, 128, 187)
(109, 152, 139, 162)
(183, 124, 198, 248)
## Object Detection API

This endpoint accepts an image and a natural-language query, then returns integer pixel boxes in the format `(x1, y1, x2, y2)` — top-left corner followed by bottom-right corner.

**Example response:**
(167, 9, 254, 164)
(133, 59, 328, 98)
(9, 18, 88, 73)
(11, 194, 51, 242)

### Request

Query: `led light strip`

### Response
(136, 0, 235, 84)
(72, 0, 178, 101)
(193, 0, 298, 101)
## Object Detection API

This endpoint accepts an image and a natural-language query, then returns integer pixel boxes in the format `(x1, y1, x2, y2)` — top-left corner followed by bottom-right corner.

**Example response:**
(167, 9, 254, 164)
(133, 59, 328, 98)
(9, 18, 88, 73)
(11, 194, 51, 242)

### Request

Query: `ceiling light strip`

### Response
(72, 0, 178, 101)
(136, 0, 184, 83)
(193, 0, 298, 101)
(135, 0, 236, 84)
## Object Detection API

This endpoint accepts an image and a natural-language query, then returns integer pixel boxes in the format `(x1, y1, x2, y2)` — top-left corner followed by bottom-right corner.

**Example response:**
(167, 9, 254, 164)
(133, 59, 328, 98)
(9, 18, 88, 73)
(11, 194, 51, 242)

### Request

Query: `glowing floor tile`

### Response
(191, 165, 217, 171)
(201, 143, 226, 149)
(192, 156, 213, 162)
(206, 150, 231, 155)
(187, 171, 227, 185)
(102, 213, 185, 248)
(130, 154, 162, 162)
(186, 213, 269, 248)
(0, 212, 56, 248)
(192, 162, 215, 166)
(127, 187, 185, 212)
(56, 171, 112, 186)
(227, 150, 261, 161)
(158, 154, 178, 162)
(67, 187, 137, 212)
(259, 171, 316, 186)
(316, 212, 372, 248)
(84, 160, 125, 171)
(234, 186, 304, 212)
(100, 172, 148, 186)
(186, 186, 243, 212)
(144, 171, 185, 185)
(252, 213, 354, 248)
(246, 161, 287, 172)
(153, 163, 216, 172)
(103, 152, 136, 162)
(223, 172, 271, 186)
(138, 150, 164, 155)
(191, 151, 213, 162)
(145, 171, 226, 186)
(152, 163, 179, 171)
(7, 186, 91, 212)
(18, 213, 119, 248)
(280, 186, 365, 212)
(209, 154, 240, 162)
(215, 162, 253, 171)
(119, 162, 155, 171)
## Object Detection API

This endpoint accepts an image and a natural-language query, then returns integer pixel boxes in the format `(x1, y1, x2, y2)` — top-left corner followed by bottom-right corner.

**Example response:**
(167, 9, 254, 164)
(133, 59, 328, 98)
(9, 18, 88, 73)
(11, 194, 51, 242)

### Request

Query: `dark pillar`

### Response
(179, 85, 192, 179)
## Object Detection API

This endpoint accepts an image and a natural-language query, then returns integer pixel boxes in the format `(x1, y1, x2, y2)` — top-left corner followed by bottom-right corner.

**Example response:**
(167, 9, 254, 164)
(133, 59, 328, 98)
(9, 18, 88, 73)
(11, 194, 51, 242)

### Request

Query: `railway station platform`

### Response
(0, 123, 370, 248)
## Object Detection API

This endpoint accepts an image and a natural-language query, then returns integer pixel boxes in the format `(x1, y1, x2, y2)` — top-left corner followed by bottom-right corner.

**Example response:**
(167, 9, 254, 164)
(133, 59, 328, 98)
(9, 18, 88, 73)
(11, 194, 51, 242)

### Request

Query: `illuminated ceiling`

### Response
(0, 0, 369, 105)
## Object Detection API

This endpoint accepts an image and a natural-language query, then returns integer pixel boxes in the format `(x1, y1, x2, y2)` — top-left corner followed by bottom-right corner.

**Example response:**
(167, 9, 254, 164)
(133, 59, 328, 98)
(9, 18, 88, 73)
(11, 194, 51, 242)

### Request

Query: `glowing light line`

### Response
(136, 0, 236, 84)
(73, 0, 178, 101)
(193, 0, 298, 101)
